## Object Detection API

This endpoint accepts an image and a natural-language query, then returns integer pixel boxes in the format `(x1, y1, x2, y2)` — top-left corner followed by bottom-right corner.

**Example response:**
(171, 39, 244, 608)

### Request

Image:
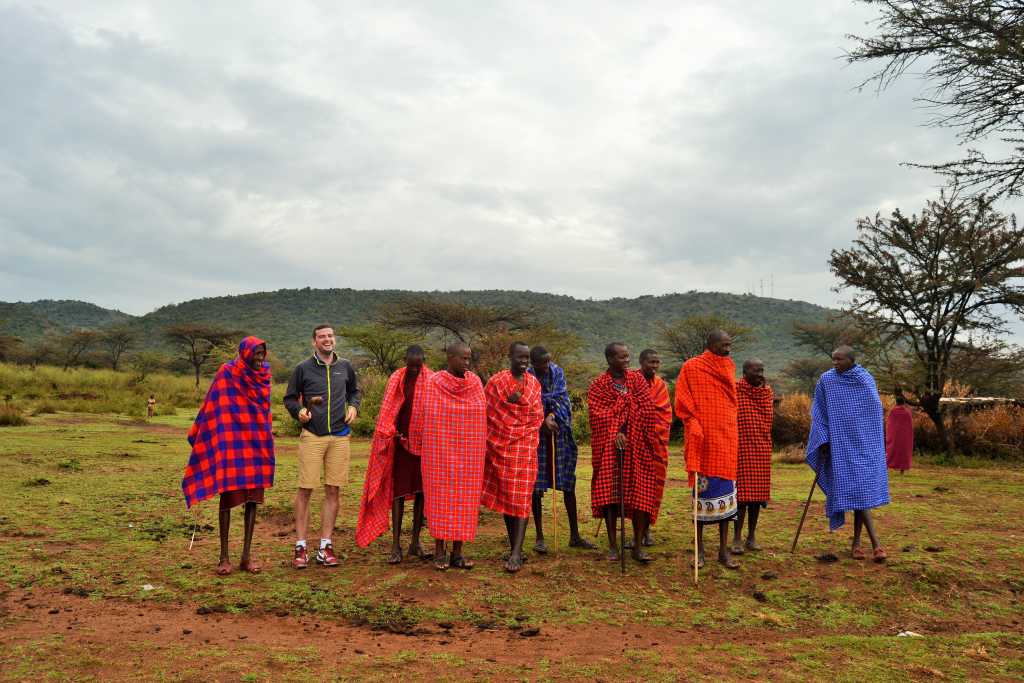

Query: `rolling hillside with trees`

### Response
(2, 289, 831, 372)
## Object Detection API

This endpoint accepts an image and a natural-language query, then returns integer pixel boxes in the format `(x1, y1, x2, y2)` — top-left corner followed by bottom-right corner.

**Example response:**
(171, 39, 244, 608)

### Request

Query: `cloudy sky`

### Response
(1, 0, 1021, 324)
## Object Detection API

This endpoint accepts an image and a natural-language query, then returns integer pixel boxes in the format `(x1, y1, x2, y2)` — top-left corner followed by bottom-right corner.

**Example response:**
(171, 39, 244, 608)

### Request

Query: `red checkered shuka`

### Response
(418, 370, 487, 541)
(588, 371, 665, 522)
(480, 370, 544, 518)
(647, 374, 673, 520)
(182, 336, 274, 508)
(736, 378, 774, 503)
(674, 350, 739, 487)
(355, 366, 433, 547)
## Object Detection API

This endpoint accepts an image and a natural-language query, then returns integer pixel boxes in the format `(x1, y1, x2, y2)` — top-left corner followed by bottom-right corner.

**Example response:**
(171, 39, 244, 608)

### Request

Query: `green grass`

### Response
(1, 411, 1023, 681)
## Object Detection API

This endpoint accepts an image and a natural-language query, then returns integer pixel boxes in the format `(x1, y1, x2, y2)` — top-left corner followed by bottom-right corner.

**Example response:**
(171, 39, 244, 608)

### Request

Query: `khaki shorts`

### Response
(297, 431, 351, 489)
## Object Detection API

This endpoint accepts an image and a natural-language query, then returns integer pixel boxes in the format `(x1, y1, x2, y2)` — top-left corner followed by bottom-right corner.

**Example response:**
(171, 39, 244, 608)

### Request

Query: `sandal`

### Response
(449, 555, 474, 570)
(433, 553, 450, 571)
(238, 560, 261, 574)
(873, 547, 888, 563)
(387, 547, 403, 565)
(730, 544, 745, 555)
(852, 547, 866, 560)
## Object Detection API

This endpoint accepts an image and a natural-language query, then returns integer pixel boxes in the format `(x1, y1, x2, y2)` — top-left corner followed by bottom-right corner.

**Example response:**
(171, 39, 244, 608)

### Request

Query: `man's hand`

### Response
(614, 432, 627, 451)
(544, 414, 557, 432)
(507, 391, 523, 404)
(344, 405, 358, 424)
(298, 408, 312, 424)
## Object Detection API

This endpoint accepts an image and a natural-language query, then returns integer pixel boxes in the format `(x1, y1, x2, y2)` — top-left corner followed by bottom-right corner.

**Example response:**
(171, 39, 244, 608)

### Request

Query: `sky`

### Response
(1, 0, 1021, 336)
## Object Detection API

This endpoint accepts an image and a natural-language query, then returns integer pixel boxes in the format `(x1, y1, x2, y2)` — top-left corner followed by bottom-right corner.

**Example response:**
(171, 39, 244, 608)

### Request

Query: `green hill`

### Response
(0, 300, 134, 339)
(1, 289, 831, 372)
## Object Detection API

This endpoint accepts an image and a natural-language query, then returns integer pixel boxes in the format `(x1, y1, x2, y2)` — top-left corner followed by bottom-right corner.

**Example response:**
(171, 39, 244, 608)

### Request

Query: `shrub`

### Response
(772, 392, 811, 447)
(0, 404, 28, 426)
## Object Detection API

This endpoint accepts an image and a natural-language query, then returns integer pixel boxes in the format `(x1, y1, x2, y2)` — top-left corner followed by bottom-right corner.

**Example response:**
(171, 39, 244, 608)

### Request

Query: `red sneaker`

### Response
(316, 544, 339, 567)
(293, 545, 309, 569)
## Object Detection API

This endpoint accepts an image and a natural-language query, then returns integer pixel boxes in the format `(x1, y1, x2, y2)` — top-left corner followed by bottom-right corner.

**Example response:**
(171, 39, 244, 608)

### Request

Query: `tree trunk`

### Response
(194, 363, 201, 388)
(921, 393, 951, 453)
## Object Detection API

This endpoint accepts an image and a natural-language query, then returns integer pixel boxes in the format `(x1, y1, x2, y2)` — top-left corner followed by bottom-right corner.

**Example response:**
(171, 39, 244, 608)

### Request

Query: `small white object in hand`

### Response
(896, 631, 923, 637)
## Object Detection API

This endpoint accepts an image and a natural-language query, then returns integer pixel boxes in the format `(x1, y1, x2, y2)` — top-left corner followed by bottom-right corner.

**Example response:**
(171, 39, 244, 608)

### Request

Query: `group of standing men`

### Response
(182, 323, 892, 575)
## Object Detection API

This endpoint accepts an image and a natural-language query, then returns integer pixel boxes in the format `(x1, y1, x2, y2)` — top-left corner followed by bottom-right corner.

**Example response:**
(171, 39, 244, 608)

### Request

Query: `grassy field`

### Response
(1, 411, 1022, 682)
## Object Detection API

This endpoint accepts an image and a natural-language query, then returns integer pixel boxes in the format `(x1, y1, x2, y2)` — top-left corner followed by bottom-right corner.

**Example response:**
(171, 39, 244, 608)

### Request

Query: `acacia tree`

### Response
(338, 324, 418, 375)
(62, 329, 100, 370)
(830, 188, 1024, 450)
(655, 314, 753, 365)
(848, 0, 1024, 196)
(99, 326, 138, 371)
(377, 297, 536, 344)
(164, 324, 239, 387)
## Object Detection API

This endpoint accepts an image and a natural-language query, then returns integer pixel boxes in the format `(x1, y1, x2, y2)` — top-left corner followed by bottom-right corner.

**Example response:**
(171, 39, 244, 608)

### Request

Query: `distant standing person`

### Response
(284, 324, 362, 569)
(355, 345, 433, 563)
(413, 342, 487, 571)
(806, 346, 889, 562)
(636, 349, 672, 548)
(885, 396, 914, 474)
(182, 337, 275, 575)
(674, 331, 740, 570)
(147, 394, 156, 419)
(731, 358, 774, 555)
(481, 342, 545, 573)
(528, 346, 595, 552)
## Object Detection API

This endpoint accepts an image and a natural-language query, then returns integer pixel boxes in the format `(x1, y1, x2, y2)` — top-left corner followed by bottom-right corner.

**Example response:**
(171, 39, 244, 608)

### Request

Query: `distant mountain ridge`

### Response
(1, 289, 833, 370)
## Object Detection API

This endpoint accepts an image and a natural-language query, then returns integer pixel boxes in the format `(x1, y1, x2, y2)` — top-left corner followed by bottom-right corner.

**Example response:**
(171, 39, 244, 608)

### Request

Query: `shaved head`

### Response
(833, 345, 855, 362)
(742, 358, 764, 372)
(706, 329, 730, 347)
(446, 341, 471, 358)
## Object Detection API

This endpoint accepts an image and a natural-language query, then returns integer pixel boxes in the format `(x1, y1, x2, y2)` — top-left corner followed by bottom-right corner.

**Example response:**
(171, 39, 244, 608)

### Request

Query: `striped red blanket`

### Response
(355, 366, 432, 547)
(588, 371, 663, 522)
(736, 378, 773, 503)
(481, 370, 544, 518)
(417, 370, 487, 541)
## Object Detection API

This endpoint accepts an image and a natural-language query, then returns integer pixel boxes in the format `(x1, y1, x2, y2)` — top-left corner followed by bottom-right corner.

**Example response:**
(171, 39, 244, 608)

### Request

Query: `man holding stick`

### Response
(481, 342, 545, 572)
(284, 324, 362, 569)
(588, 342, 660, 563)
(674, 330, 740, 570)
(528, 346, 595, 552)
(804, 346, 889, 561)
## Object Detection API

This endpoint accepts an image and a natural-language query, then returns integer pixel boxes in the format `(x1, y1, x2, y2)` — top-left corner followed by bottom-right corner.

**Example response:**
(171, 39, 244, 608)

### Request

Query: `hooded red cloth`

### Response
(885, 404, 914, 471)
(355, 365, 433, 547)
(587, 371, 664, 522)
(182, 336, 274, 508)
(674, 351, 738, 486)
(416, 370, 487, 542)
(736, 378, 774, 503)
(481, 370, 545, 518)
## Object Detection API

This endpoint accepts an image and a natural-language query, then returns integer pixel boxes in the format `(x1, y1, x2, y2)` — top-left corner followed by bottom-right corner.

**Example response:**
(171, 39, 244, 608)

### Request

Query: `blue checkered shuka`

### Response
(528, 362, 578, 492)
(805, 365, 890, 530)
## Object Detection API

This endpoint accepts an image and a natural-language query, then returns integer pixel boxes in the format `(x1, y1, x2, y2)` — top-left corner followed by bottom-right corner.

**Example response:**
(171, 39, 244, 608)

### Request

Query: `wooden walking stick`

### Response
(549, 430, 558, 548)
(791, 474, 818, 553)
(616, 445, 626, 573)
(692, 476, 699, 584)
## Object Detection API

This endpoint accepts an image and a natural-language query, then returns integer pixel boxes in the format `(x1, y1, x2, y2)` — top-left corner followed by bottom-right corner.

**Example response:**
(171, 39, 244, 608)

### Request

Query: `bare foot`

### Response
(216, 560, 233, 576)
(238, 559, 261, 574)
(387, 546, 403, 565)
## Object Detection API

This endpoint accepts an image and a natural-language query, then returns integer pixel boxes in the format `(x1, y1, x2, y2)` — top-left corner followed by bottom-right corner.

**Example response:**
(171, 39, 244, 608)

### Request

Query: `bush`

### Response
(0, 404, 29, 426)
(772, 392, 811, 447)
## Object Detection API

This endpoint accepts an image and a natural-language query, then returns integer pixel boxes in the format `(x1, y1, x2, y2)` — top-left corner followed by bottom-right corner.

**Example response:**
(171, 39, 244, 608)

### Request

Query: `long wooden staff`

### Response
(692, 476, 699, 584)
(791, 474, 818, 553)
(549, 429, 558, 549)
(617, 445, 626, 575)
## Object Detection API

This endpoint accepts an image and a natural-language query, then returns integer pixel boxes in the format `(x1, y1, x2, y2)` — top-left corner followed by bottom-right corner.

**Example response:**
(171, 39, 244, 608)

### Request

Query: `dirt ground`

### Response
(1, 412, 1023, 681)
